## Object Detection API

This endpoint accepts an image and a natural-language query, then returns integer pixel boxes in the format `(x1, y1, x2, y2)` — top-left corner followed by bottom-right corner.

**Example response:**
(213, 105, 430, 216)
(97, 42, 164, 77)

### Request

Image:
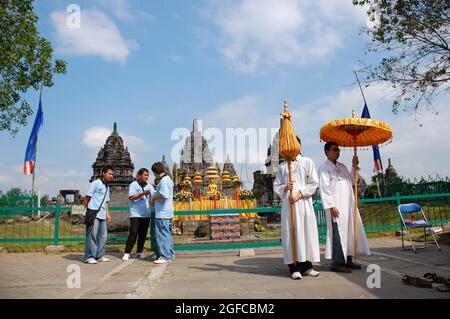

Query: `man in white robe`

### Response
(318, 141, 370, 273)
(274, 143, 321, 280)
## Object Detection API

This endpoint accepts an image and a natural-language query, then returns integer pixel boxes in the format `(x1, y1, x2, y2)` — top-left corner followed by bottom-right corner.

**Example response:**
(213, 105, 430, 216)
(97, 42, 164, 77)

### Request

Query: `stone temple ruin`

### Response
(90, 123, 134, 207)
(251, 131, 369, 205)
(172, 119, 238, 198)
(252, 131, 282, 207)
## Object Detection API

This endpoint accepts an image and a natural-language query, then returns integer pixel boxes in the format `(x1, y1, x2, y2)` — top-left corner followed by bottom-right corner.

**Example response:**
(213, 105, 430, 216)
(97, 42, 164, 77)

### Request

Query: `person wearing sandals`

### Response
(83, 166, 114, 264)
(318, 142, 370, 273)
(122, 168, 155, 261)
(149, 162, 175, 264)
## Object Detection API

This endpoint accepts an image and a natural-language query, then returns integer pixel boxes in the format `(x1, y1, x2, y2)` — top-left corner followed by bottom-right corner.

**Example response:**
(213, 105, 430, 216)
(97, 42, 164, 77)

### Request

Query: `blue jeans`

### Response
(155, 218, 174, 260)
(84, 218, 107, 260)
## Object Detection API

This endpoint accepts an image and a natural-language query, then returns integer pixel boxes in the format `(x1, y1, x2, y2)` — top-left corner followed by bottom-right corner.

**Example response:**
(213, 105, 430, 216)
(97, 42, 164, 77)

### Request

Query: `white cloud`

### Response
(199, 95, 279, 165)
(38, 169, 91, 195)
(0, 172, 13, 184)
(141, 113, 155, 124)
(79, 126, 151, 188)
(81, 127, 111, 149)
(51, 9, 137, 63)
(97, 0, 135, 21)
(0, 162, 14, 186)
(206, 0, 368, 73)
(41, 169, 89, 179)
(0, 164, 91, 196)
(12, 165, 23, 174)
(203, 95, 271, 128)
(198, 88, 450, 187)
(290, 85, 450, 182)
(96, 0, 154, 22)
(81, 126, 150, 151)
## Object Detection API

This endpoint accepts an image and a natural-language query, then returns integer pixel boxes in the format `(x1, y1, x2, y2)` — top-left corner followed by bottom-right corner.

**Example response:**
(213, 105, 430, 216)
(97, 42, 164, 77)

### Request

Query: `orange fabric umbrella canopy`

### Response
(279, 101, 301, 160)
(278, 100, 300, 264)
(320, 115, 393, 147)
(319, 111, 393, 258)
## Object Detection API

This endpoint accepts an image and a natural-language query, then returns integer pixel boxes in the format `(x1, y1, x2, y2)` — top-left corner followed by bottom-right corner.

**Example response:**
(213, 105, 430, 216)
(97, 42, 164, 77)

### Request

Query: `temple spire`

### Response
(193, 119, 199, 132)
(113, 122, 118, 136)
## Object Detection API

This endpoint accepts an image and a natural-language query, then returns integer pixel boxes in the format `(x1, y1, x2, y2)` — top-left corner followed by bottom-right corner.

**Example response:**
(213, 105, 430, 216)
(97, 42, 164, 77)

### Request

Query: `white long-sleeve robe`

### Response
(274, 156, 321, 264)
(318, 159, 370, 262)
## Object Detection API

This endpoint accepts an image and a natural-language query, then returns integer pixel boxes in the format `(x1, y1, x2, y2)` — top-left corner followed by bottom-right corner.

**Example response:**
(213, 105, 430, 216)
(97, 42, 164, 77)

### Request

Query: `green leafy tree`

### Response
(0, 187, 32, 206)
(353, 0, 449, 114)
(0, 0, 67, 135)
(40, 194, 51, 207)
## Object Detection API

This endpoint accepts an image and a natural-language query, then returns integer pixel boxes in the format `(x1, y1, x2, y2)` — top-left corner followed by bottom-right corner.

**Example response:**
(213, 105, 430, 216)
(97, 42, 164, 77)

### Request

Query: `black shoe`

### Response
(346, 262, 362, 270)
(330, 265, 352, 273)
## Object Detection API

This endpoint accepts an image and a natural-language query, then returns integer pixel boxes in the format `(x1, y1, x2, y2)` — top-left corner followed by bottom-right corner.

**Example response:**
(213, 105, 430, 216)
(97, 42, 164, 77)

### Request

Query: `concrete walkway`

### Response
(0, 238, 449, 299)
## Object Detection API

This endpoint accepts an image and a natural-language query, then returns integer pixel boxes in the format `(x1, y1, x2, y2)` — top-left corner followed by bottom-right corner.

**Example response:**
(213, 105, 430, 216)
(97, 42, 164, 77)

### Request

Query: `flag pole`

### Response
(32, 75, 44, 198)
(375, 176, 382, 198)
(354, 71, 382, 198)
(354, 71, 368, 106)
(31, 139, 37, 196)
(37, 188, 41, 217)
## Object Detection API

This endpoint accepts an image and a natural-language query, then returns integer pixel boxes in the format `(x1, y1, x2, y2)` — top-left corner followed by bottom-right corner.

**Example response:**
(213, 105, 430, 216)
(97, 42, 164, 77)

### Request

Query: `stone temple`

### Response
(172, 119, 237, 196)
(252, 131, 282, 207)
(251, 131, 368, 205)
(90, 123, 134, 206)
(176, 119, 214, 180)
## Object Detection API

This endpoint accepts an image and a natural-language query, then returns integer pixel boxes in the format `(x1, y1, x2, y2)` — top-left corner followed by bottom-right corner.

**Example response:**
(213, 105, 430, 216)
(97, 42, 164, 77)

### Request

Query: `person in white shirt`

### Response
(318, 142, 370, 273)
(149, 162, 175, 264)
(273, 138, 321, 280)
(83, 166, 113, 264)
(122, 168, 155, 261)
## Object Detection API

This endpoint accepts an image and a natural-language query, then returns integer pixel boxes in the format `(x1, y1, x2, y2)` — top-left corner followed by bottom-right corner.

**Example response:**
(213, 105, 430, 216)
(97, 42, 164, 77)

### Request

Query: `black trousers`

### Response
(125, 217, 150, 254)
(288, 261, 313, 274)
(331, 221, 354, 266)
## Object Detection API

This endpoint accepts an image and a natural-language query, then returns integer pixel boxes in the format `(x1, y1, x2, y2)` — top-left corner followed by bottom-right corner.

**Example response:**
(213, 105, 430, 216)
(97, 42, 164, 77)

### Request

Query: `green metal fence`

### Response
(0, 193, 448, 251)
(358, 192, 450, 232)
(377, 178, 450, 197)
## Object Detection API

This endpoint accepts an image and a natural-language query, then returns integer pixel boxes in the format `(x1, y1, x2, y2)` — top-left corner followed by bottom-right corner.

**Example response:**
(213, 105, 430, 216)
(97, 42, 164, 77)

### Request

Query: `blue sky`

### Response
(1, 0, 449, 196)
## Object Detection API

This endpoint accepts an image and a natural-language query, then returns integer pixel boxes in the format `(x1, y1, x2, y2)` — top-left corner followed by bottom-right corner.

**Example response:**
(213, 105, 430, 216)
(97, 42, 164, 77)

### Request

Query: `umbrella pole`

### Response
(288, 160, 297, 264)
(353, 146, 358, 258)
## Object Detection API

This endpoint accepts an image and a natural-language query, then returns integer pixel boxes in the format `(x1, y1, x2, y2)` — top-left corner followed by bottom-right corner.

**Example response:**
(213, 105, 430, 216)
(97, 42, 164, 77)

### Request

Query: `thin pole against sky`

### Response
(354, 71, 382, 198)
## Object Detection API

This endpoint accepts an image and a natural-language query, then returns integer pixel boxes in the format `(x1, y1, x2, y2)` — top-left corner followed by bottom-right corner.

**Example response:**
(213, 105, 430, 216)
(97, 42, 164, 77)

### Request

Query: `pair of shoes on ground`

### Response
(122, 253, 146, 261)
(346, 262, 362, 270)
(422, 273, 450, 292)
(291, 268, 320, 280)
(84, 256, 110, 264)
(154, 257, 173, 264)
(330, 264, 352, 273)
(423, 272, 449, 284)
(330, 262, 362, 273)
(402, 273, 450, 291)
(402, 275, 433, 288)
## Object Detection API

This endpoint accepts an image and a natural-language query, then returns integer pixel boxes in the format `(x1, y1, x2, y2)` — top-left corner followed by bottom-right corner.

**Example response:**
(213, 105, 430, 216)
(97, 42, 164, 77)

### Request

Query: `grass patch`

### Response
(0, 218, 85, 240)
(359, 202, 449, 226)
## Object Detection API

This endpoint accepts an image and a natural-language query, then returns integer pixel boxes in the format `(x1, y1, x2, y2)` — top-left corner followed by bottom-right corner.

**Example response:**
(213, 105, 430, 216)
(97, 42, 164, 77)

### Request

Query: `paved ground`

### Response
(0, 238, 449, 299)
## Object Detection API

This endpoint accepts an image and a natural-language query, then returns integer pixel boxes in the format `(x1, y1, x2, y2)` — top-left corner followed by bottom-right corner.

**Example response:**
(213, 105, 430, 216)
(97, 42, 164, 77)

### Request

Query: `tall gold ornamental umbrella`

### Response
(320, 111, 392, 257)
(278, 100, 301, 264)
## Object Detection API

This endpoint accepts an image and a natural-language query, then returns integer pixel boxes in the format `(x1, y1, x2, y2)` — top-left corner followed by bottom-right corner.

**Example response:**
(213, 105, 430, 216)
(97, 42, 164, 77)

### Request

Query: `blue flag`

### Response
(361, 103, 383, 174)
(24, 97, 44, 175)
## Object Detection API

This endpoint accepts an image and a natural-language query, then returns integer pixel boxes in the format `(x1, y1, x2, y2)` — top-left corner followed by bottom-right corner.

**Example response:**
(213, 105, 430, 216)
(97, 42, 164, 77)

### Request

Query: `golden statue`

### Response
(206, 180, 221, 199)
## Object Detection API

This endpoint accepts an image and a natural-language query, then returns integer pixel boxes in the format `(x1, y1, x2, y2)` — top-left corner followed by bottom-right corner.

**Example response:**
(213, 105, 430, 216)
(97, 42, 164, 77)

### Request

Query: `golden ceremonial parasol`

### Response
(278, 100, 301, 264)
(320, 111, 393, 257)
